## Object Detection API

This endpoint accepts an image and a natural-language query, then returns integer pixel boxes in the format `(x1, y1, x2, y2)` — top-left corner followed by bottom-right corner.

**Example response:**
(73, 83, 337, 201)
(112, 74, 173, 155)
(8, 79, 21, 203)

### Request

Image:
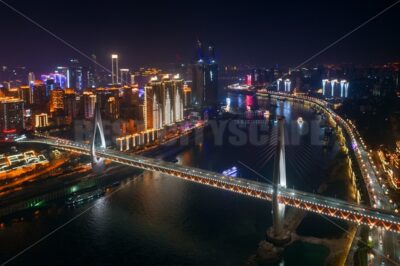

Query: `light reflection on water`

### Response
(0, 95, 345, 266)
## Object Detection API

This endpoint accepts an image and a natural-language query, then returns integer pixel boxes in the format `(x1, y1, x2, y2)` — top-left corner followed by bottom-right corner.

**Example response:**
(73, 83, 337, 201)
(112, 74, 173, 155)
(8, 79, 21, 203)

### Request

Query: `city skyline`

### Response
(1, 0, 400, 72)
(0, 1, 400, 265)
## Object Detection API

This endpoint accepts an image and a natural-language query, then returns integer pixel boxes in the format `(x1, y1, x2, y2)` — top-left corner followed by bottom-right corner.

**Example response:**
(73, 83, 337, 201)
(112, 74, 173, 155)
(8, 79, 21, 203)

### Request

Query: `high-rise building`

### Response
(50, 88, 65, 113)
(32, 82, 48, 111)
(64, 88, 79, 119)
(192, 40, 205, 106)
(111, 54, 119, 85)
(144, 74, 184, 130)
(54, 67, 69, 89)
(28, 72, 35, 85)
(0, 97, 25, 134)
(83, 91, 96, 119)
(204, 45, 218, 106)
(183, 84, 192, 108)
(192, 41, 218, 107)
(68, 59, 83, 91)
(34, 113, 49, 128)
(88, 54, 99, 88)
(105, 96, 118, 120)
(121, 85, 140, 120)
(18, 86, 34, 106)
(144, 84, 154, 130)
(96, 88, 120, 120)
(120, 69, 130, 86)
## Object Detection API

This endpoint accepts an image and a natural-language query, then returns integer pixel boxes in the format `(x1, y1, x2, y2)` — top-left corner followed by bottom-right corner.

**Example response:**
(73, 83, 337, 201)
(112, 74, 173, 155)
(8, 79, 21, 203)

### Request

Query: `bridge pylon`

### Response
(91, 101, 106, 173)
(266, 116, 291, 246)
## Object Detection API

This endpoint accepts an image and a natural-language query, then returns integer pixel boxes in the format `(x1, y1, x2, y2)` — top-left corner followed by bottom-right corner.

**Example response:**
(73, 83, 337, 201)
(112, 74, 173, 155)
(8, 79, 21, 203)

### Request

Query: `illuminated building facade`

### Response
(96, 88, 120, 120)
(322, 79, 349, 98)
(34, 113, 49, 128)
(50, 88, 64, 113)
(64, 88, 79, 119)
(41, 72, 67, 90)
(204, 45, 218, 106)
(0, 97, 25, 134)
(144, 75, 184, 130)
(0, 150, 48, 173)
(183, 84, 192, 108)
(83, 91, 96, 119)
(284, 79, 291, 92)
(105, 96, 118, 120)
(18, 86, 34, 106)
(111, 54, 119, 85)
(121, 85, 140, 120)
(120, 69, 130, 86)
(28, 72, 35, 85)
(192, 41, 218, 107)
(322, 79, 329, 96)
(68, 59, 83, 90)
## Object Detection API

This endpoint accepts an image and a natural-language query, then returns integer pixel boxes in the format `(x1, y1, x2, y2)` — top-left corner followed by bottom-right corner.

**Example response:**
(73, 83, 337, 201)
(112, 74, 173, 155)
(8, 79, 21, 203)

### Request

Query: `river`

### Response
(0, 94, 350, 265)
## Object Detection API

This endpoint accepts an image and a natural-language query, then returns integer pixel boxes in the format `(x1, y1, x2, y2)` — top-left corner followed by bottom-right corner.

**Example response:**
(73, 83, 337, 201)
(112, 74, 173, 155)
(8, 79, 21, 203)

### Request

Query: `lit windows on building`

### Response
(83, 91, 96, 119)
(18, 86, 34, 106)
(34, 113, 49, 128)
(50, 88, 65, 112)
(144, 74, 184, 130)
(111, 54, 119, 85)
(0, 97, 25, 134)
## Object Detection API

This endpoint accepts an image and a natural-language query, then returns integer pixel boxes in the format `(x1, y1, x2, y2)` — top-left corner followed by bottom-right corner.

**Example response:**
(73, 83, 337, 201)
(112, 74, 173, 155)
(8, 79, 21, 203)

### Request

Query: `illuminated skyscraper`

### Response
(330, 79, 338, 97)
(192, 41, 218, 107)
(50, 88, 64, 113)
(322, 79, 329, 96)
(183, 84, 192, 108)
(111, 54, 119, 85)
(96, 88, 120, 120)
(144, 85, 152, 130)
(192, 40, 205, 106)
(68, 59, 83, 91)
(0, 97, 25, 134)
(277, 78, 282, 91)
(19, 86, 34, 106)
(35, 113, 48, 128)
(88, 54, 98, 88)
(105, 96, 118, 120)
(28, 72, 35, 85)
(144, 74, 184, 130)
(284, 79, 291, 92)
(204, 45, 218, 106)
(83, 91, 96, 119)
(32, 82, 48, 111)
(121, 85, 140, 120)
(120, 69, 130, 86)
(64, 88, 79, 119)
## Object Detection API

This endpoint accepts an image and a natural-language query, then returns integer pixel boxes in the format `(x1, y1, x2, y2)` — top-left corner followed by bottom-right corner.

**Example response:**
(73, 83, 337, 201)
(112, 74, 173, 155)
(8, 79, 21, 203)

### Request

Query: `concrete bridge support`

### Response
(267, 117, 291, 246)
(91, 102, 106, 173)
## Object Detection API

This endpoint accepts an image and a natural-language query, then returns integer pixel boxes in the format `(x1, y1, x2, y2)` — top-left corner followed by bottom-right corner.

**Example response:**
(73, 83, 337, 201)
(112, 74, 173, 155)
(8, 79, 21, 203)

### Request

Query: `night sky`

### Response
(0, 0, 399, 72)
